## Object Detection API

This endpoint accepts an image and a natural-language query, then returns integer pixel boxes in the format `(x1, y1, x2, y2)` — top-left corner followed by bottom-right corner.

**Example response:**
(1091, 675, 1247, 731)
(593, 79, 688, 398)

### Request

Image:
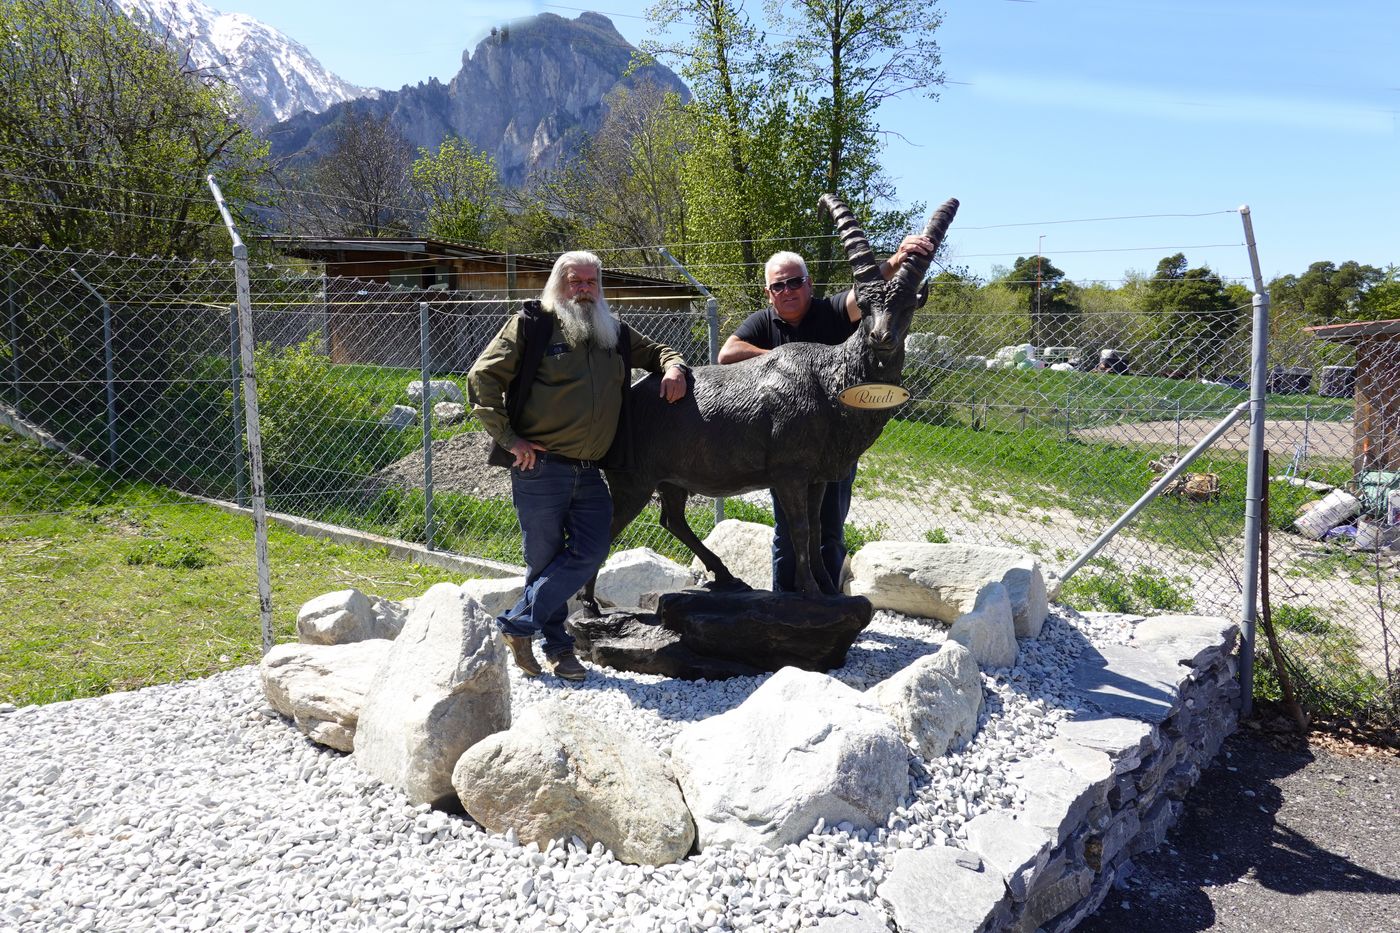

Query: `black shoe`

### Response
(546, 649, 588, 682)
(503, 634, 542, 677)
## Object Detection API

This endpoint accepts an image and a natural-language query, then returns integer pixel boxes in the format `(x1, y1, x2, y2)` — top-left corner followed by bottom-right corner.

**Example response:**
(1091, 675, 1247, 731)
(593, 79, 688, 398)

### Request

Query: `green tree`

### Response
(0, 0, 267, 257)
(764, 0, 943, 289)
(643, 0, 939, 319)
(1141, 253, 1244, 377)
(1360, 265, 1400, 320)
(410, 136, 504, 245)
(1270, 260, 1387, 324)
(495, 190, 583, 255)
(921, 268, 981, 320)
(1004, 256, 1079, 349)
(646, 0, 768, 297)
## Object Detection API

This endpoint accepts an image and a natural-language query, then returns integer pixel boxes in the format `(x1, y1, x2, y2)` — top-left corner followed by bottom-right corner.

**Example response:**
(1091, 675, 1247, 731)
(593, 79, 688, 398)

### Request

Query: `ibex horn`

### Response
(819, 194, 883, 285)
(894, 197, 960, 292)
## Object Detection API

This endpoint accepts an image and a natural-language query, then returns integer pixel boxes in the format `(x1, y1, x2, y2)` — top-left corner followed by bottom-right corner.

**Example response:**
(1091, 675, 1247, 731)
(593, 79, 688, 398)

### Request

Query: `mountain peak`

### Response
(269, 11, 689, 188)
(117, 0, 376, 126)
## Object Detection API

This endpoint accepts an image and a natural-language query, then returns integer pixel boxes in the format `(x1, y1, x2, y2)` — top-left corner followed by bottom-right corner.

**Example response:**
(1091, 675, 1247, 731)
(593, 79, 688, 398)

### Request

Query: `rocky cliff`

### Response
(265, 12, 688, 187)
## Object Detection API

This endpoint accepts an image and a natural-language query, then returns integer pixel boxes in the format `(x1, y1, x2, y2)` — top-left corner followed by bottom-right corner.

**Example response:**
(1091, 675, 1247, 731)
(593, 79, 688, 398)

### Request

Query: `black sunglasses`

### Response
(767, 274, 808, 294)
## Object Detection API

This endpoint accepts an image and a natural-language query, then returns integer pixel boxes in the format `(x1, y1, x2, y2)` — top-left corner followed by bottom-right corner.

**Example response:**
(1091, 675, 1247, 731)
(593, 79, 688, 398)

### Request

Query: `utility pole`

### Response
(1035, 235, 1045, 348)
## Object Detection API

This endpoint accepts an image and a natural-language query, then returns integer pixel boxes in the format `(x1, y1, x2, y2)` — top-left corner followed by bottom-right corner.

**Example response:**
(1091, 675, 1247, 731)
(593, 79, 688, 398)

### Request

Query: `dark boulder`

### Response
(567, 589, 873, 680)
(659, 589, 873, 672)
(567, 609, 766, 681)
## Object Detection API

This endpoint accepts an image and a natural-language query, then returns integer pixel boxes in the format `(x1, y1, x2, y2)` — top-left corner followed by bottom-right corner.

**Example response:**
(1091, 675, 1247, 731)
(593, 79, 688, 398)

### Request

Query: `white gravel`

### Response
(0, 607, 1138, 932)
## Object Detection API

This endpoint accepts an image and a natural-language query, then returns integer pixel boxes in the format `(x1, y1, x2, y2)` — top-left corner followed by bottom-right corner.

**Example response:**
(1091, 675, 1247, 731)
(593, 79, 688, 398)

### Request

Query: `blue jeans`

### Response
(771, 466, 856, 593)
(499, 458, 613, 656)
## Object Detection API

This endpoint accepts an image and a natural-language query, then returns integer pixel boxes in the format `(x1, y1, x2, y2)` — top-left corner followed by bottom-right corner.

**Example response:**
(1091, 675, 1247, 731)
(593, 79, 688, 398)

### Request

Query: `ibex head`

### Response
(820, 194, 960, 364)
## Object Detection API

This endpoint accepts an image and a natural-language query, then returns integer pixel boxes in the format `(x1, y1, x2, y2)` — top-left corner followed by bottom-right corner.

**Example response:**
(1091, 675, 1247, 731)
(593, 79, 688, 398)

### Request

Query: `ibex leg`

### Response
(805, 482, 838, 595)
(772, 480, 822, 597)
(657, 482, 735, 585)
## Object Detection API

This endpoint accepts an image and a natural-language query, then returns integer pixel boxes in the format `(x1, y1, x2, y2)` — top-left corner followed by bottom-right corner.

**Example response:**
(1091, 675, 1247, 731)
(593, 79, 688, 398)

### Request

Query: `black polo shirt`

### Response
(732, 289, 857, 349)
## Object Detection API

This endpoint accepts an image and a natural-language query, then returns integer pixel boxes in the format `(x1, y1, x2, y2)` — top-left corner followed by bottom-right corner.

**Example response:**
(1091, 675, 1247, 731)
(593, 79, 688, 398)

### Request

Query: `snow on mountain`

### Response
(117, 0, 376, 126)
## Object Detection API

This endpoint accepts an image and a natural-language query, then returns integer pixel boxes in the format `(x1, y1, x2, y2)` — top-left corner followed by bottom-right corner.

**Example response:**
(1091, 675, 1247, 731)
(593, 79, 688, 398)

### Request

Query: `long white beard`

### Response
(556, 295, 620, 351)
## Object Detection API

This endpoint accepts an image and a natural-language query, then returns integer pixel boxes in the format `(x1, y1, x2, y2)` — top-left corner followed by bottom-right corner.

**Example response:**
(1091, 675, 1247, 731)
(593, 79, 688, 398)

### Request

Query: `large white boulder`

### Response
(452, 701, 695, 866)
(381, 405, 418, 429)
(594, 547, 695, 609)
(867, 642, 983, 760)
(460, 576, 586, 619)
(296, 588, 407, 645)
(259, 639, 392, 752)
(948, 582, 1019, 670)
(353, 583, 511, 807)
(846, 542, 1048, 638)
(433, 401, 466, 425)
(406, 379, 463, 405)
(689, 519, 774, 589)
(671, 667, 907, 851)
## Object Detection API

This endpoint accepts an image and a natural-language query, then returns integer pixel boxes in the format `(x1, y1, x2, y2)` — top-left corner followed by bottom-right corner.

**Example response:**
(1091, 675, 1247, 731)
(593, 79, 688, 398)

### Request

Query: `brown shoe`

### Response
(546, 649, 588, 682)
(503, 634, 542, 677)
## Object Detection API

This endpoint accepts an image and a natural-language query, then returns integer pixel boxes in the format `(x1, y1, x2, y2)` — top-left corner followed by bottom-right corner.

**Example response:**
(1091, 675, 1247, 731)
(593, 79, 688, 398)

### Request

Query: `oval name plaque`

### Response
(838, 382, 910, 410)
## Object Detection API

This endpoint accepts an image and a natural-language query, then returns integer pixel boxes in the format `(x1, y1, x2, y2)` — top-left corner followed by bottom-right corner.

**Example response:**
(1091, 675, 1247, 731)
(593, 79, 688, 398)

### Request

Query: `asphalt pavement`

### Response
(1078, 719, 1400, 933)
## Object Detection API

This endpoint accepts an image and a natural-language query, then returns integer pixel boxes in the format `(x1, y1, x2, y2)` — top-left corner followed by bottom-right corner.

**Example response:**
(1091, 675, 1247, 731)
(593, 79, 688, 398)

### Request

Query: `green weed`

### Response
(125, 535, 217, 570)
(1062, 564, 1196, 614)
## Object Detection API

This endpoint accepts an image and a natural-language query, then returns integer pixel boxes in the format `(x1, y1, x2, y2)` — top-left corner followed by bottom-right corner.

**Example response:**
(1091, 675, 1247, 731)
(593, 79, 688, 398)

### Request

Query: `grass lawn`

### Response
(863, 416, 1353, 554)
(906, 366, 1350, 425)
(0, 429, 467, 707)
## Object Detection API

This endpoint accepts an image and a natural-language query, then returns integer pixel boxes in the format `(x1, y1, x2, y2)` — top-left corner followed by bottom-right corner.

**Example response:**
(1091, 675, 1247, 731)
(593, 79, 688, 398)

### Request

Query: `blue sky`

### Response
(226, 0, 1397, 286)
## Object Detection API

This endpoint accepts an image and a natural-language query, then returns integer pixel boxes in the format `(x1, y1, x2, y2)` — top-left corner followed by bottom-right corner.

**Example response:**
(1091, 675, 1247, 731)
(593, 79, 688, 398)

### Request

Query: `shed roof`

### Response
(258, 235, 691, 291)
(1305, 318, 1400, 343)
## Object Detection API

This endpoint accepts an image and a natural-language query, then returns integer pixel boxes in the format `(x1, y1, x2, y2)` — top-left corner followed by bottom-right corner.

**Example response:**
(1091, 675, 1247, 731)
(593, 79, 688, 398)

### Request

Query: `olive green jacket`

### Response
(467, 309, 686, 462)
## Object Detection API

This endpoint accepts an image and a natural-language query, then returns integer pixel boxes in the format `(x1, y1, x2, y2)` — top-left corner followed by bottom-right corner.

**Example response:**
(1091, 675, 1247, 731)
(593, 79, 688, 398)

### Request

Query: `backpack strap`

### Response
(507, 300, 553, 424)
(487, 300, 553, 467)
(602, 323, 636, 471)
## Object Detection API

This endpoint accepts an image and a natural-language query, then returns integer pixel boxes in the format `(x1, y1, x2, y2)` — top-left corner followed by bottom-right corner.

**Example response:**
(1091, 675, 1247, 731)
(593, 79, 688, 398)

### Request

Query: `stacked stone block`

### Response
(958, 615, 1240, 933)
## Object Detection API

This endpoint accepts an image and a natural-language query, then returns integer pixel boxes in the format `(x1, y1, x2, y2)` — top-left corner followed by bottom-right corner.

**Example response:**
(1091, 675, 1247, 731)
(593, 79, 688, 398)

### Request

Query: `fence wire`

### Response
(0, 243, 1395, 726)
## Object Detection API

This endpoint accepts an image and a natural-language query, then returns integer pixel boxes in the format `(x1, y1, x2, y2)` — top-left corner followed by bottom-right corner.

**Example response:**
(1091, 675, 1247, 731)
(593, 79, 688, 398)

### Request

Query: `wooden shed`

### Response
(1306, 318, 1400, 473)
(260, 236, 699, 313)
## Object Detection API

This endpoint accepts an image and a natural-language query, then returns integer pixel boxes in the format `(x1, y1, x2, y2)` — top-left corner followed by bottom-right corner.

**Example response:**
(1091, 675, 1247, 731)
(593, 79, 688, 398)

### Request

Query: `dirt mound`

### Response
(372, 432, 513, 500)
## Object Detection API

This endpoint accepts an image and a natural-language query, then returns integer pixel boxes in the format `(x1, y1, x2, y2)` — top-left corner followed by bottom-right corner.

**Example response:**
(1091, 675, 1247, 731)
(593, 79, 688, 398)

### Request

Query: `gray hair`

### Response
(541, 249, 619, 349)
(764, 251, 808, 282)
(542, 250, 604, 310)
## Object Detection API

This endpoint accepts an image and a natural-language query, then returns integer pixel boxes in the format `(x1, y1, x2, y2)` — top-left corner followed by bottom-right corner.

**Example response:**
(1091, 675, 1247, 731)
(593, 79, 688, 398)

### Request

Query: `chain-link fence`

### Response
(1, 240, 1395, 726)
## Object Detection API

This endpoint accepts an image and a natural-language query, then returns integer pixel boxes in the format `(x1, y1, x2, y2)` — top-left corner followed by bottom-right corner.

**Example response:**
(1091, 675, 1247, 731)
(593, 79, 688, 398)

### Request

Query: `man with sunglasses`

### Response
(716, 237, 934, 592)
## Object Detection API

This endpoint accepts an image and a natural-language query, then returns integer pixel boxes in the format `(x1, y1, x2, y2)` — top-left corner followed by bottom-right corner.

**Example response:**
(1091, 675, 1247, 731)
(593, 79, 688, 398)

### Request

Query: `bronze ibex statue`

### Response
(588, 194, 959, 599)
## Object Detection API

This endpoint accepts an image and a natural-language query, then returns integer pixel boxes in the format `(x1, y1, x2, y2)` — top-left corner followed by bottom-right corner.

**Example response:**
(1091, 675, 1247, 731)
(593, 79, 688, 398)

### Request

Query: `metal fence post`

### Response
(68, 269, 119, 469)
(1239, 205, 1271, 718)
(4, 272, 20, 412)
(419, 301, 436, 551)
(1302, 402, 1311, 465)
(229, 304, 247, 507)
(318, 272, 330, 356)
(1175, 399, 1182, 457)
(208, 175, 274, 656)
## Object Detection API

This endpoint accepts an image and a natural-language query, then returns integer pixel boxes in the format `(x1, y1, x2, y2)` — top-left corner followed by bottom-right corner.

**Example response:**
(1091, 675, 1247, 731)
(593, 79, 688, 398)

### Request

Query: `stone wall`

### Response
(877, 615, 1240, 933)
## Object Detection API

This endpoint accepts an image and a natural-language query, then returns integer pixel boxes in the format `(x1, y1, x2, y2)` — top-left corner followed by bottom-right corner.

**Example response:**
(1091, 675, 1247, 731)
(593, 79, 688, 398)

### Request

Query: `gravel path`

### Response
(1072, 418, 1354, 460)
(0, 608, 1138, 933)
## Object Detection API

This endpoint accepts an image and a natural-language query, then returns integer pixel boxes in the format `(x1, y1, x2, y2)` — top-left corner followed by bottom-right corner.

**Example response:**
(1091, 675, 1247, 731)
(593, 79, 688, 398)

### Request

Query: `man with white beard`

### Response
(468, 251, 689, 681)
